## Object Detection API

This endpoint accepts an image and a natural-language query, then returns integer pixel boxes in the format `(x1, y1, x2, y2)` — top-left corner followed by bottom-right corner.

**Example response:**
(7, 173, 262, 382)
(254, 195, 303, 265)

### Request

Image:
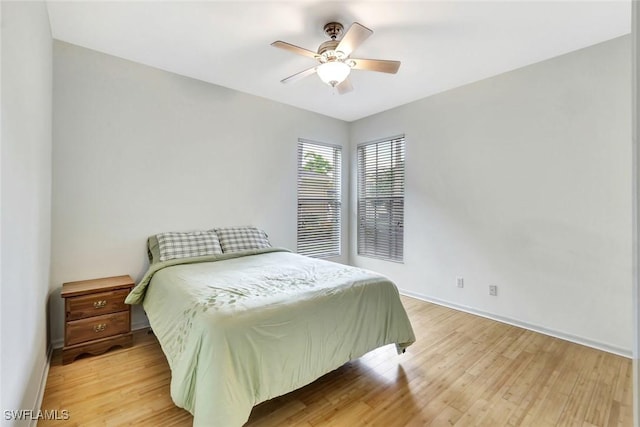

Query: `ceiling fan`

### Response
(271, 22, 401, 94)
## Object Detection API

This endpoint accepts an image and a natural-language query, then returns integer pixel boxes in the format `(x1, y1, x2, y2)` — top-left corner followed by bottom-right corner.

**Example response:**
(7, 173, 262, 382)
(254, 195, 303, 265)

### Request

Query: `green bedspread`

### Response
(126, 248, 415, 426)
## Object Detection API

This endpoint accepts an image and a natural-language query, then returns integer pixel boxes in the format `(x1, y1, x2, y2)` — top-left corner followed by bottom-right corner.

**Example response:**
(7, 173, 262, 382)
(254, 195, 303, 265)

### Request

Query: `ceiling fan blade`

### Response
(271, 41, 319, 59)
(350, 58, 401, 74)
(336, 77, 353, 95)
(280, 66, 317, 84)
(336, 22, 373, 57)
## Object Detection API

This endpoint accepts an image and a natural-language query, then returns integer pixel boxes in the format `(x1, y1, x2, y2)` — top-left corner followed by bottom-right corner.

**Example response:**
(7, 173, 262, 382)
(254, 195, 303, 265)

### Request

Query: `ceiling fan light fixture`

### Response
(316, 61, 351, 87)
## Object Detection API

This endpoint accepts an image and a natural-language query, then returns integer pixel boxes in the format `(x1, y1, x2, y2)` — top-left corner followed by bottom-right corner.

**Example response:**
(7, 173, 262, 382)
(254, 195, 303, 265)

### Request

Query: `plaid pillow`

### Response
(214, 226, 271, 253)
(155, 230, 223, 262)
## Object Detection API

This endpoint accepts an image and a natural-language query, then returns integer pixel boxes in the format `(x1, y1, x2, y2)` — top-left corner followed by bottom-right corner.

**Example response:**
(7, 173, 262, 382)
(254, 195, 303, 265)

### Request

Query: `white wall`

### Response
(51, 41, 350, 346)
(350, 36, 632, 355)
(1, 1, 52, 424)
(632, 1, 639, 423)
(1, 1, 4, 415)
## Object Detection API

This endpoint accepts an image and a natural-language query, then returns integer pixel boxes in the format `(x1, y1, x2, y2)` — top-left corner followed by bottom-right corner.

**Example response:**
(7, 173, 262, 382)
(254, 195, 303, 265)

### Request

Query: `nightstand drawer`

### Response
(66, 289, 130, 321)
(66, 311, 130, 346)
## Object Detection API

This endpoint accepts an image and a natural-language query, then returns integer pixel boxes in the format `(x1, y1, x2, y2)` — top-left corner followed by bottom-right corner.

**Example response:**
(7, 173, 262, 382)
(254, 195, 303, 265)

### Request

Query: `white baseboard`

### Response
(32, 345, 53, 427)
(400, 289, 632, 358)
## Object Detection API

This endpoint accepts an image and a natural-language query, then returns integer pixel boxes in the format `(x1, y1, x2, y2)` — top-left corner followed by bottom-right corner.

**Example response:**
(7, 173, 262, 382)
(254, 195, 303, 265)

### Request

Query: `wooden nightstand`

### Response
(61, 275, 134, 364)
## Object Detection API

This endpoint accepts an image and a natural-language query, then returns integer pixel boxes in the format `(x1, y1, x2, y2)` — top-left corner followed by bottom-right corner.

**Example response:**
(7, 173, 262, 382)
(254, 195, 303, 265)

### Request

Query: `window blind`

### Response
(357, 136, 405, 262)
(297, 140, 341, 257)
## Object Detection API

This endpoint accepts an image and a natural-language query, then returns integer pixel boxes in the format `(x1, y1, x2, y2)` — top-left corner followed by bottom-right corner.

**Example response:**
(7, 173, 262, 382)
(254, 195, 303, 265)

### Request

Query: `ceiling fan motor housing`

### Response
(317, 40, 340, 57)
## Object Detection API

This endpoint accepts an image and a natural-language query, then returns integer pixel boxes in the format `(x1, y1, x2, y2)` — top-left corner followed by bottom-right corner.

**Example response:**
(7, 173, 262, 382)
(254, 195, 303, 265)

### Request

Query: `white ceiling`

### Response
(46, 1, 631, 122)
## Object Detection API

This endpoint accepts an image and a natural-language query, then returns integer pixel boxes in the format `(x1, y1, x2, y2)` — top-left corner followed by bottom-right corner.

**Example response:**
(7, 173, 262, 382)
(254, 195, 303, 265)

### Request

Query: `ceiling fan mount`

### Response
(323, 22, 344, 41)
(271, 21, 401, 94)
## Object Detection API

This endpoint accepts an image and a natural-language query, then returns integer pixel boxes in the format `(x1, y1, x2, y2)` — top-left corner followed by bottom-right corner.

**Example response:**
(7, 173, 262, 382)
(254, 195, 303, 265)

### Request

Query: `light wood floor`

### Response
(40, 296, 633, 426)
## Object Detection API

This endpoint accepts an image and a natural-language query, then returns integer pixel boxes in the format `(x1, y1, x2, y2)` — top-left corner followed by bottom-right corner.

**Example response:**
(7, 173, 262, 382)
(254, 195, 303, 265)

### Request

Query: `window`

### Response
(357, 135, 405, 262)
(297, 139, 342, 257)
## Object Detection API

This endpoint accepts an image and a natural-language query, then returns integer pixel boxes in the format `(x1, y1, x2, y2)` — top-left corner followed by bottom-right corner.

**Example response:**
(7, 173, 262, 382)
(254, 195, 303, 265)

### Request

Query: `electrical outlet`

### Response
(456, 277, 464, 288)
(489, 285, 498, 296)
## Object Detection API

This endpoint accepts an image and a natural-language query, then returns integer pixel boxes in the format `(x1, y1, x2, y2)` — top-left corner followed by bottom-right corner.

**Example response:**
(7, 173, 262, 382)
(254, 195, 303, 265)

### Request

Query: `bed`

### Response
(126, 241, 415, 426)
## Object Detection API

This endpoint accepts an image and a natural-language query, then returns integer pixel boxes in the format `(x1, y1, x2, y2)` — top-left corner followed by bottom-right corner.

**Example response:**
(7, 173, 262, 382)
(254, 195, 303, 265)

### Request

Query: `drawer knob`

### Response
(93, 300, 107, 309)
(93, 323, 107, 333)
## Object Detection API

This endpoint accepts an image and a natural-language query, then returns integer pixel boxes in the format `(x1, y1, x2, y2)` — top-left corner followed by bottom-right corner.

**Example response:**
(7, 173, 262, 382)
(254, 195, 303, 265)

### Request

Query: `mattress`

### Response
(126, 248, 415, 426)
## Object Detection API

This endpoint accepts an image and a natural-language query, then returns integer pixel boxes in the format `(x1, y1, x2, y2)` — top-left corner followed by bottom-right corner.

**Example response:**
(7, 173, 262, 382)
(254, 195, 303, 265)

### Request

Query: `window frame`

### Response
(356, 135, 405, 263)
(296, 138, 342, 258)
